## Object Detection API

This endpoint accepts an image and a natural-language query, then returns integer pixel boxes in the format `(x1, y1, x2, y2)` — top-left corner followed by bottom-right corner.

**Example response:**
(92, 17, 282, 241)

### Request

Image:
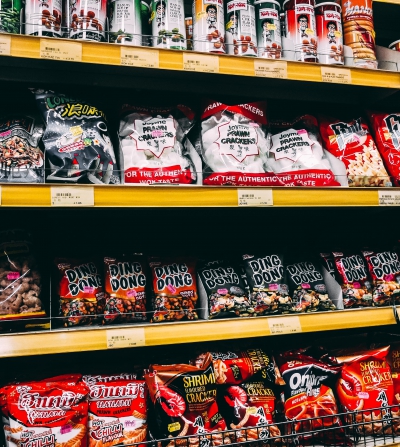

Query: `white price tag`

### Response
(107, 328, 146, 349)
(51, 186, 94, 207)
(238, 189, 273, 206)
(378, 190, 400, 206)
(40, 39, 82, 62)
(183, 53, 219, 73)
(0, 35, 11, 56)
(254, 60, 287, 79)
(120, 47, 159, 68)
(268, 316, 302, 335)
(321, 66, 352, 84)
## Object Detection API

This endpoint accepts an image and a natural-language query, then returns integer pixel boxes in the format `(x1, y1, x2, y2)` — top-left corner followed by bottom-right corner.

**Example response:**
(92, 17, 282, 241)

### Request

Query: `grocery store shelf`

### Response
(0, 307, 395, 357)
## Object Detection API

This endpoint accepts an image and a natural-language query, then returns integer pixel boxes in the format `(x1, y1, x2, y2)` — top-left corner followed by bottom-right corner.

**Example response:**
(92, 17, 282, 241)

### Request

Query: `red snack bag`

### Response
(56, 259, 104, 327)
(103, 256, 147, 324)
(369, 112, 400, 185)
(87, 379, 147, 447)
(144, 354, 228, 444)
(332, 251, 373, 308)
(361, 250, 400, 306)
(335, 346, 394, 435)
(149, 257, 199, 322)
(82, 373, 137, 385)
(5, 382, 89, 447)
(277, 347, 344, 443)
(319, 116, 391, 187)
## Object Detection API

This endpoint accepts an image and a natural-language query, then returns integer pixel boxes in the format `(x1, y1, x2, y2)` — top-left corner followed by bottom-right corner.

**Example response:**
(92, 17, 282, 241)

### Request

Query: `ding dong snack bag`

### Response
(197, 259, 252, 319)
(103, 256, 147, 324)
(148, 257, 199, 322)
(332, 251, 373, 308)
(118, 105, 199, 185)
(198, 101, 271, 186)
(87, 379, 148, 447)
(335, 346, 394, 435)
(368, 112, 400, 186)
(5, 382, 89, 447)
(319, 116, 391, 187)
(144, 354, 229, 444)
(361, 250, 400, 306)
(242, 253, 292, 315)
(277, 347, 344, 443)
(56, 259, 104, 327)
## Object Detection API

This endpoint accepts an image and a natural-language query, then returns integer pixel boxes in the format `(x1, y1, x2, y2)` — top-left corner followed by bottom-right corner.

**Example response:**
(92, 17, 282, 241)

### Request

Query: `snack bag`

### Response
(332, 251, 373, 308)
(361, 250, 400, 306)
(197, 101, 271, 186)
(197, 259, 251, 319)
(277, 347, 344, 443)
(5, 382, 89, 447)
(286, 260, 336, 312)
(103, 256, 147, 324)
(267, 115, 342, 186)
(368, 111, 400, 186)
(144, 354, 228, 443)
(82, 373, 137, 385)
(320, 252, 337, 279)
(319, 115, 391, 187)
(335, 346, 394, 435)
(242, 253, 292, 315)
(88, 379, 148, 447)
(33, 89, 119, 184)
(0, 116, 44, 183)
(56, 259, 104, 327)
(119, 104, 199, 184)
(148, 257, 199, 322)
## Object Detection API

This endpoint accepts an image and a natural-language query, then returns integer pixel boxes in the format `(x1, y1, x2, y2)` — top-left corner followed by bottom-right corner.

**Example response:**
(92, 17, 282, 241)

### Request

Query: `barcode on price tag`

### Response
(238, 189, 273, 206)
(183, 53, 219, 73)
(268, 316, 302, 335)
(40, 39, 82, 62)
(51, 186, 94, 206)
(378, 190, 400, 206)
(120, 47, 159, 68)
(107, 328, 146, 349)
(254, 60, 287, 79)
(0, 35, 11, 56)
(321, 67, 351, 84)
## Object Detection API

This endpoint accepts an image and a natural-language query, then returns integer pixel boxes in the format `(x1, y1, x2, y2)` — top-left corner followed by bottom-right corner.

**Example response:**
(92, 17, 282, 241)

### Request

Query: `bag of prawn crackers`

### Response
(361, 250, 400, 306)
(148, 257, 199, 323)
(144, 354, 228, 443)
(56, 259, 104, 327)
(87, 379, 148, 447)
(319, 116, 391, 187)
(277, 347, 344, 443)
(4, 381, 89, 447)
(242, 253, 292, 315)
(332, 251, 373, 308)
(197, 259, 251, 319)
(368, 111, 400, 186)
(103, 256, 147, 324)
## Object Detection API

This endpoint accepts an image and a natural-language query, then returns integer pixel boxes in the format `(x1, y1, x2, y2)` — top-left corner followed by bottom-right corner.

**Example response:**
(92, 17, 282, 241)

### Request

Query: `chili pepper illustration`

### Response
(158, 386, 186, 417)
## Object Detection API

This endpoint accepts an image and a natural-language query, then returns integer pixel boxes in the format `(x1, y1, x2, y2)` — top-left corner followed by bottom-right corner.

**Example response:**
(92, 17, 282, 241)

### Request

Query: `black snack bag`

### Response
(242, 253, 291, 315)
(286, 260, 336, 312)
(33, 89, 120, 184)
(320, 252, 337, 279)
(197, 259, 252, 318)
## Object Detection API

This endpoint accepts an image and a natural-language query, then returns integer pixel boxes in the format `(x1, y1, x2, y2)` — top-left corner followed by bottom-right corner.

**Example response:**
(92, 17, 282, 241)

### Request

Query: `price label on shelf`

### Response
(238, 189, 273, 206)
(254, 60, 287, 79)
(378, 190, 400, 206)
(40, 39, 82, 62)
(0, 35, 11, 56)
(183, 53, 219, 73)
(51, 186, 94, 207)
(107, 328, 146, 349)
(321, 66, 352, 84)
(120, 47, 159, 68)
(268, 316, 302, 335)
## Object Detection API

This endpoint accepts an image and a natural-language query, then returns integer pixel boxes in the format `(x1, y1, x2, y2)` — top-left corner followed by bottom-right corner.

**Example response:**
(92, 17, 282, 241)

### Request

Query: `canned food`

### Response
(193, 0, 225, 53)
(185, 16, 193, 49)
(225, 0, 257, 56)
(69, 0, 107, 41)
(109, 0, 142, 45)
(25, 0, 62, 37)
(283, 0, 317, 62)
(150, 0, 186, 49)
(255, 0, 281, 59)
(316, 1, 343, 64)
(389, 40, 400, 52)
(0, 0, 22, 34)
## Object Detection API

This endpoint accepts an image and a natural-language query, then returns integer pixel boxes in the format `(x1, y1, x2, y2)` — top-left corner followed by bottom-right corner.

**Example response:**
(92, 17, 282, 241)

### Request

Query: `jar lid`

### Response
(315, 1, 341, 10)
(316, 0, 339, 4)
(185, 16, 192, 19)
(389, 40, 400, 48)
(255, 0, 281, 7)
